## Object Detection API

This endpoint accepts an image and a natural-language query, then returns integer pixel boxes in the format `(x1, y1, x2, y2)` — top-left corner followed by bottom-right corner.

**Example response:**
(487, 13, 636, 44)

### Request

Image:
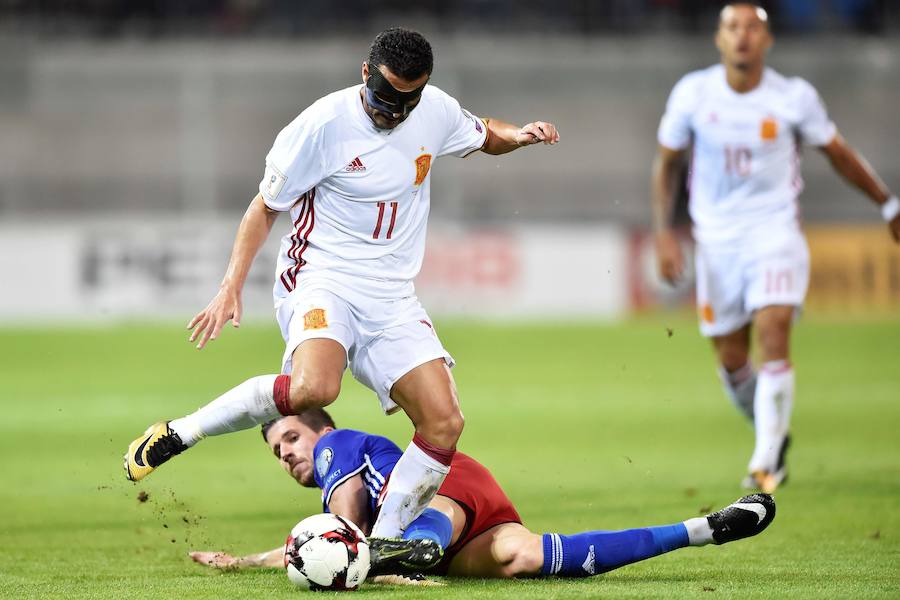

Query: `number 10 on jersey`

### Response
(373, 201, 398, 240)
(724, 145, 752, 177)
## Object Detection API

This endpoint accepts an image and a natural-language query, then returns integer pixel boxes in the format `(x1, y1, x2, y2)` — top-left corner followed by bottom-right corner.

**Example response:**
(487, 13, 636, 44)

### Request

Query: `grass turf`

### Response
(0, 316, 897, 599)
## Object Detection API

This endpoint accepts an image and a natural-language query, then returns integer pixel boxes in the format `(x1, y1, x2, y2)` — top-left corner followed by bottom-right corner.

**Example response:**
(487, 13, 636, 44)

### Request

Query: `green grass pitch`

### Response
(1, 316, 897, 599)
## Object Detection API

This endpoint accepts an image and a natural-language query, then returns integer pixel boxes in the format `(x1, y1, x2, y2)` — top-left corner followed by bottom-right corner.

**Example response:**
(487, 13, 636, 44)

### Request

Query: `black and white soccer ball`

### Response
(284, 513, 370, 591)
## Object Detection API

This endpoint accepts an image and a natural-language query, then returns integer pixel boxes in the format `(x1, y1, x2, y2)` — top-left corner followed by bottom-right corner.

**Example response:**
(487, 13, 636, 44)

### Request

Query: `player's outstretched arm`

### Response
(819, 133, 899, 242)
(188, 194, 280, 349)
(480, 118, 560, 155)
(651, 144, 688, 283)
(189, 546, 285, 570)
(327, 475, 373, 535)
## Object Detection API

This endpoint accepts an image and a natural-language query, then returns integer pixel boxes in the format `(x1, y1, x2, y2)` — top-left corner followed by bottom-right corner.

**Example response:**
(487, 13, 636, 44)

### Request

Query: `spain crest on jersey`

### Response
(760, 117, 778, 141)
(303, 308, 328, 330)
(414, 154, 432, 186)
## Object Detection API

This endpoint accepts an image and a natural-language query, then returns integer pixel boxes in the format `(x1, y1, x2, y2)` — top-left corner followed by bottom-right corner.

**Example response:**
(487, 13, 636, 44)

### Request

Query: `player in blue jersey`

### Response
(190, 410, 776, 580)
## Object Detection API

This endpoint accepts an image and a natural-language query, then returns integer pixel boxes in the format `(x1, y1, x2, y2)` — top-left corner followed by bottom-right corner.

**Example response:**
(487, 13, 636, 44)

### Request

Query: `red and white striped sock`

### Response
(370, 433, 454, 538)
(170, 374, 291, 447)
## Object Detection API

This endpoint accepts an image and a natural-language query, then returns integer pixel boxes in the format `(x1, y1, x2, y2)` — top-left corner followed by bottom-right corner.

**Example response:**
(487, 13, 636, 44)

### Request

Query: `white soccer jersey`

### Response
(259, 84, 487, 303)
(658, 65, 836, 245)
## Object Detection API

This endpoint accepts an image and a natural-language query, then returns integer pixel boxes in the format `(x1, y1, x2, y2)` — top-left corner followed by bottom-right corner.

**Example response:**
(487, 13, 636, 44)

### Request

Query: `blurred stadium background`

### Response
(1, 0, 898, 322)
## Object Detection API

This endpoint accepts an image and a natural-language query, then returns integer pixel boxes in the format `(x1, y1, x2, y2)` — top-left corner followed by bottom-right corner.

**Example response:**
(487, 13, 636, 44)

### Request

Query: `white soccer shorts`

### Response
(694, 228, 810, 337)
(276, 278, 454, 415)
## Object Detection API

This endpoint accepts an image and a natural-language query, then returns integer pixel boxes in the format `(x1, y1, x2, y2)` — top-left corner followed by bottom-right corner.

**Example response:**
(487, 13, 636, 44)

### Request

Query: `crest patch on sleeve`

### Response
(316, 447, 334, 479)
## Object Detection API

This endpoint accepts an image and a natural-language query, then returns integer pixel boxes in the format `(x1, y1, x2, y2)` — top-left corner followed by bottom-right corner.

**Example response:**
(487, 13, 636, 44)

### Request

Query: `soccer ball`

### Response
(284, 513, 371, 591)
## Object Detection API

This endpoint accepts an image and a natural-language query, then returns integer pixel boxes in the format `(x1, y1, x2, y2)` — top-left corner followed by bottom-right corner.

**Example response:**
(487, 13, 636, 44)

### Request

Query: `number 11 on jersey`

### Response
(373, 201, 398, 240)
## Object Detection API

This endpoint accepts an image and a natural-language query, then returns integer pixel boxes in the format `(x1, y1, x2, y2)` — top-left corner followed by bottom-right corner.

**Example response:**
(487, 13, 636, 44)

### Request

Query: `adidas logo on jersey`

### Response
(345, 157, 366, 172)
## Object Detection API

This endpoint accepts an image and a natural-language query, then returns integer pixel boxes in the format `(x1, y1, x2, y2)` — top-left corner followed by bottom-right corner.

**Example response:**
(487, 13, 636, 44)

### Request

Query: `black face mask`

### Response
(364, 65, 427, 117)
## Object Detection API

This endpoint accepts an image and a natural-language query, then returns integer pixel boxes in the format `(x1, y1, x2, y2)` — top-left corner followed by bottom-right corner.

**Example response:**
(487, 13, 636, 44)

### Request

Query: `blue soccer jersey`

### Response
(312, 429, 402, 516)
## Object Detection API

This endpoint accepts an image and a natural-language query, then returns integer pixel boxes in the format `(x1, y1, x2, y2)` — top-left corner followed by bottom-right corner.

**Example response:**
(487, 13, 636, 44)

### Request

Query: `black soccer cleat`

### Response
(706, 493, 776, 545)
(367, 537, 444, 577)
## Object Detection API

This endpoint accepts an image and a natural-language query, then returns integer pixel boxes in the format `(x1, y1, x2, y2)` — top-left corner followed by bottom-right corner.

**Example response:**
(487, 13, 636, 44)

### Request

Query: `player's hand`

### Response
(889, 215, 900, 243)
(655, 229, 685, 284)
(515, 121, 560, 146)
(187, 285, 243, 350)
(189, 551, 241, 570)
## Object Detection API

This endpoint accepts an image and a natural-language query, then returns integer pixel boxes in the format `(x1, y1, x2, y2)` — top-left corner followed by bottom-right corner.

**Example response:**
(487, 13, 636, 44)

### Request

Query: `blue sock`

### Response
(541, 524, 689, 577)
(402, 508, 453, 549)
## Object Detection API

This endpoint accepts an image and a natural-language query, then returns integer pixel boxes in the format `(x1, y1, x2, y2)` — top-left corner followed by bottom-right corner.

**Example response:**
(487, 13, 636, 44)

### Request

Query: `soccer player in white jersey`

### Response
(123, 28, 560, 541)
(652, 3, 899, 493)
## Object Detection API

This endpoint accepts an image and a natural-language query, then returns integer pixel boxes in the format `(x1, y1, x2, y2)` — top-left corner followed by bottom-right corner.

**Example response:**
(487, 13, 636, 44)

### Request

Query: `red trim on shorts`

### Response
(273, 374, 292, 415)
(412, 432, 455, 467)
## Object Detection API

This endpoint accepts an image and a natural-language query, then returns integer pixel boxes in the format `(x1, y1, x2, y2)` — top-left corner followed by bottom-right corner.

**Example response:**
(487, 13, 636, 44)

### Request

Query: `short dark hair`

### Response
(261, 408, 337, 442)
(367, 27, 433, 81)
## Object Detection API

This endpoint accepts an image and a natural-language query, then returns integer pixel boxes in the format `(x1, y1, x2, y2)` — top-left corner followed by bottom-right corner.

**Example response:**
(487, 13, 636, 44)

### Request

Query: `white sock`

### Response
(749, 361, 794, 472)
(169, 375, 283, 447)
(683, 517, 714, 546)
(370, 441, 450, 538)
(718, 362, 757, 422)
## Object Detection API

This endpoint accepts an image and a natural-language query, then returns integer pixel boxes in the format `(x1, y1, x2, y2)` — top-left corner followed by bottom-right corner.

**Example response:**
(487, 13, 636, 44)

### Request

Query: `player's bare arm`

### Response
(651, 144, 688, 283)
(818, 133, 900, 242)
(188, 475, 420, 573)
(188, 194, 280, 349)
(327, 475, 372, 534)
(189, 546, 284, 570)
(481, 118, 559, 155)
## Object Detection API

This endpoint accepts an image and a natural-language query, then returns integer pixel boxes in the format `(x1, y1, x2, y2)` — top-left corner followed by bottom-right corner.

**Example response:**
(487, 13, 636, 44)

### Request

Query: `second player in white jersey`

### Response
(658, 64, 835, 245)
(260, 84, 486, 301)
(651, 3, 897, 495)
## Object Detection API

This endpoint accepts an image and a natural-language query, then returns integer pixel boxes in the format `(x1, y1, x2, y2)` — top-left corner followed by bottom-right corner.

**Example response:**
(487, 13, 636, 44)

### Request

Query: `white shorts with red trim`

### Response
(695, 227, 809, 337)
(275, 276, 454, 415)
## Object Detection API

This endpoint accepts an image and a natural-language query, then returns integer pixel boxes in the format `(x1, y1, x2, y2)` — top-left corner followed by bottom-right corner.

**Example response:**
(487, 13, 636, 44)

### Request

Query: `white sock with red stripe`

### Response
(749, 360, 794, 472)
(169, 374, 292, 447)
(718, 362, 757, 422)
(370, 433, 453, 539)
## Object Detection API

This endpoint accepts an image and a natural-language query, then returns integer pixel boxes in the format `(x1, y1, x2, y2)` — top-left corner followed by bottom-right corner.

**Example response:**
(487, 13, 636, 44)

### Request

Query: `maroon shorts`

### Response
(433, 451, 522, 572)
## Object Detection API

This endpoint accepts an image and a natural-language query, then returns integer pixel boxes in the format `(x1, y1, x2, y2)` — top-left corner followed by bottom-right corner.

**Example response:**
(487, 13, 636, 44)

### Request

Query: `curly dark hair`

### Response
(260, 408, 336, 443)
(367, 27, 433, 81)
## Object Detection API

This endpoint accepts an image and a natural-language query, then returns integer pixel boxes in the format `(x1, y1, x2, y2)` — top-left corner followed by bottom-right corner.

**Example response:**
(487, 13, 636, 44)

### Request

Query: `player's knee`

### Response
(713, 335, 750, 371)
(718, 346, 750, 371)
(494, 533, 543, 578)
(445, 410, 465, 441)
(756, 322, 791, 361)
(288, 376, 340, 412)
(440, 408, 466, 447)
(419, 409, 464, 449)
